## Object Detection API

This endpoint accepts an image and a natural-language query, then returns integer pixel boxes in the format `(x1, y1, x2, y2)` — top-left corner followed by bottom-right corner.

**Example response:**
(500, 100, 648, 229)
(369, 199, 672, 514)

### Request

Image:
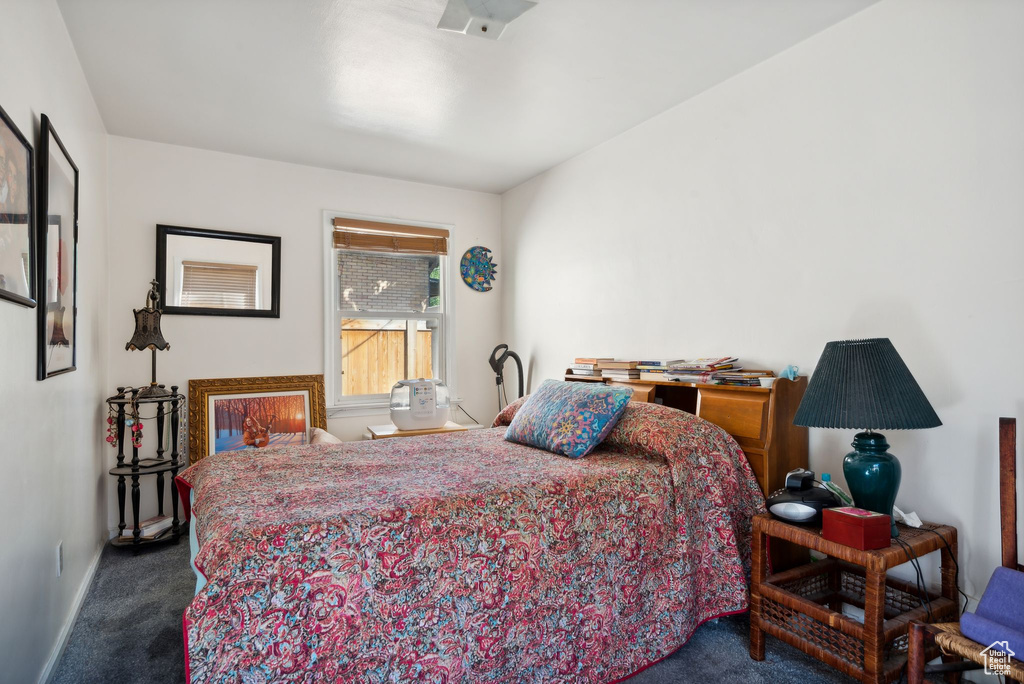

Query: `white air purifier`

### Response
(390, 379, 450, 430)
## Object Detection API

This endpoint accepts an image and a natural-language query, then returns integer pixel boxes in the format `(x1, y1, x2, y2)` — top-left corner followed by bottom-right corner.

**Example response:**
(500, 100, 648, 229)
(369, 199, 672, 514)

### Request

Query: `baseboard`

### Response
(37, 540, 104, 684)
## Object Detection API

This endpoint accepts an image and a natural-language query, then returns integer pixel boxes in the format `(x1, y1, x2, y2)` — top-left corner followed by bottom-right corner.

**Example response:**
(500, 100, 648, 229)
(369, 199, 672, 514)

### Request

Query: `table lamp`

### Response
(793, 338, 941, 537)
(125, 279, 171, 398)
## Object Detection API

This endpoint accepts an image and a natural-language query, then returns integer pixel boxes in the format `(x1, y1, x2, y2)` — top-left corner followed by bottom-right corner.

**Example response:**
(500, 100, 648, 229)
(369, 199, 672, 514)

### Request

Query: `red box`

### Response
(822, 507, 891, 550)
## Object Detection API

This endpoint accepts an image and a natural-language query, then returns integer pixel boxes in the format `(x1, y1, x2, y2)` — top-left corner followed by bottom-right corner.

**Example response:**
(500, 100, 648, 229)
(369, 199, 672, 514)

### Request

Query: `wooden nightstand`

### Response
(749, 513, 958, 684)
(366, 421, 469, 440)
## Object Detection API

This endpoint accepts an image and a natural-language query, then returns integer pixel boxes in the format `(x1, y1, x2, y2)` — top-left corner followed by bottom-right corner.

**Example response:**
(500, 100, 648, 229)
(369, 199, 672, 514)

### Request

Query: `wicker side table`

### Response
(749, 513, 958, 684)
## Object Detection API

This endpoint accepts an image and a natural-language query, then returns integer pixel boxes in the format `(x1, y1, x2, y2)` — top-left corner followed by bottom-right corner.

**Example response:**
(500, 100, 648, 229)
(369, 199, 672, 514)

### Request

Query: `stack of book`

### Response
(671, 357, 739, 371)
(597, 360, 640, 381)
(664, 369, 722, 383)
(716, 370, 774, 387)
(637, 359, 685, 382)
(119, 515, 173, 541)
(665, 357, 741, 384)
(569, 357, 611, 378)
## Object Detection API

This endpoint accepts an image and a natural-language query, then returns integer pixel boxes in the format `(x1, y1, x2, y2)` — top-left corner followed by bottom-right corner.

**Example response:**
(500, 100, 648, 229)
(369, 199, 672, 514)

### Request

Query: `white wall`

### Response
(501, 0, 1024, 599)
(0, 1, 110, 681)
(107, 136, 502, 524)
(5, 1, 1017, 678)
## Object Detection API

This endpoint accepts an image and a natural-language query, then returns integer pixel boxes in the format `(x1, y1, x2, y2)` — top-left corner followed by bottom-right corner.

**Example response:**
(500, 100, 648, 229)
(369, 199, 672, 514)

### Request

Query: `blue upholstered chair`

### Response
(907, 418, 1024, 683)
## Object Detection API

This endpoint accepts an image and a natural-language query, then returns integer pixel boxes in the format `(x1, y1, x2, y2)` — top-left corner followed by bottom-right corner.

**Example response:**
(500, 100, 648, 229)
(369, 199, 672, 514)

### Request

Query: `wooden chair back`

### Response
(1000, 417, 1021, 571)
(905, 418, 1023, 684)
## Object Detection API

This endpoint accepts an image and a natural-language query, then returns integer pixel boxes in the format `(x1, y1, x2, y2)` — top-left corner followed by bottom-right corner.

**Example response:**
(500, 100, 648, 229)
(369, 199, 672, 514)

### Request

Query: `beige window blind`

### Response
(180, 261, 258, 309)
(332, 217, 448, 255)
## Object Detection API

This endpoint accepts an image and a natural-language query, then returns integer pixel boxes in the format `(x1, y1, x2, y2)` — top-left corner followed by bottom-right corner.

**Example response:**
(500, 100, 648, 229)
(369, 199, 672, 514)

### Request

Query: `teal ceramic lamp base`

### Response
(842, 431, 902, 537)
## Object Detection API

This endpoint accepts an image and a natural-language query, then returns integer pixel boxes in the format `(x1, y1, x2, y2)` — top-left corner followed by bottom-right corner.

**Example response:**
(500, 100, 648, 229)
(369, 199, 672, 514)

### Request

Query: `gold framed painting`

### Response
(187, 374, 327, 464)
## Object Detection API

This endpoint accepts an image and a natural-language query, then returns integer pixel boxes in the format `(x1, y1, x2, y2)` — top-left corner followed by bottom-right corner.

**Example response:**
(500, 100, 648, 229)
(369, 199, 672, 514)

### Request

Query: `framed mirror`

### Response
(156, 224, 281, 317)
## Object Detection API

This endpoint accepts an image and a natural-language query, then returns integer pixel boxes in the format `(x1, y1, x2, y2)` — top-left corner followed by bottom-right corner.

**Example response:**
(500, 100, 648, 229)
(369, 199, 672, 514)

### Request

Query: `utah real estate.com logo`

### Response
(981, 641, 1015, 677)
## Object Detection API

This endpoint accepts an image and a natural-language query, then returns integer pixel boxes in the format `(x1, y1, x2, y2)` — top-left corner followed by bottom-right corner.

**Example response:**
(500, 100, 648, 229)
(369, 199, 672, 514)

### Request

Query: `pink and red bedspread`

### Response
(176, 401, 765, 683)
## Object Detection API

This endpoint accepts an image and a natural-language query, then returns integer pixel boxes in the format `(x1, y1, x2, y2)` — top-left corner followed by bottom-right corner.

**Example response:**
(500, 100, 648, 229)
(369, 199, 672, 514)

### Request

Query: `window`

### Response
(324, 216, 452, 409)
(179, 261, 259, 309)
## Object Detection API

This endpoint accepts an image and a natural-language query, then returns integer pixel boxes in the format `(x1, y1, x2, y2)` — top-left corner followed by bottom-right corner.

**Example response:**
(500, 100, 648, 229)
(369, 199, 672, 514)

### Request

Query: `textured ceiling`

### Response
(57, 0, 875, 193)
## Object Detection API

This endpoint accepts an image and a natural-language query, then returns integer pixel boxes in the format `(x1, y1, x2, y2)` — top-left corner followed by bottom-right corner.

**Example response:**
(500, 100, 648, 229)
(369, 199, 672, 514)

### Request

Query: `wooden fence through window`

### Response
(341, 323, 433, 396)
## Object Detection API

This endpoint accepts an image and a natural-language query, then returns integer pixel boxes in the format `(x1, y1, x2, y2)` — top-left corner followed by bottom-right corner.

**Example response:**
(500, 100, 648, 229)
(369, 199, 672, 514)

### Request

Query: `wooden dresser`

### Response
(565, 372, 809, 497)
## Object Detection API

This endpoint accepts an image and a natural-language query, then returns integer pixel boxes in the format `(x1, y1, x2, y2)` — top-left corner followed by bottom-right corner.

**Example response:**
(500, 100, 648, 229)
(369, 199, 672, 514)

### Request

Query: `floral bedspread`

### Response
(176, 401, 765, 683)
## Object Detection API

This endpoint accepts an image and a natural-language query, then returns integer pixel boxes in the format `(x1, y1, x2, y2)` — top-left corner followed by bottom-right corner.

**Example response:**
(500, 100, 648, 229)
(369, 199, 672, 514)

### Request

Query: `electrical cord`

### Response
(456, 404, 481, 426)
(902, 537, 932, 621)
(918, 527, 970, 616)
(894, 536, 933, 622)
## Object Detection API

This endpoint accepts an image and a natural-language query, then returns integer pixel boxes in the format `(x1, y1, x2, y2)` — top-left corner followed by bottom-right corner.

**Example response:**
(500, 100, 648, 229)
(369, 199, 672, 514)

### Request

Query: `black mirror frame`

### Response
(155, 224, 281, 318)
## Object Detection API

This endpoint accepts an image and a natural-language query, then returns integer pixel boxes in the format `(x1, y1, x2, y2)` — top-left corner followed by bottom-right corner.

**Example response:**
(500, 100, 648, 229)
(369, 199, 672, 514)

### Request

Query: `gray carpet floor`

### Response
(53, 539, 857, 683)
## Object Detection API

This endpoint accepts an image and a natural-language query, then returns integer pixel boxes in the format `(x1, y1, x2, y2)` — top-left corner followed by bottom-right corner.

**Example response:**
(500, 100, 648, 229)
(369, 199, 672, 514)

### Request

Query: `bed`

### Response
(175, 398, 765, 683)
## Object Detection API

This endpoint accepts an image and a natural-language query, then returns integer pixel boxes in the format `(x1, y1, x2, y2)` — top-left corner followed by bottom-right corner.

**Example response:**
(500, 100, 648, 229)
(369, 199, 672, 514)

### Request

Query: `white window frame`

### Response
(322, 211, 458, 416)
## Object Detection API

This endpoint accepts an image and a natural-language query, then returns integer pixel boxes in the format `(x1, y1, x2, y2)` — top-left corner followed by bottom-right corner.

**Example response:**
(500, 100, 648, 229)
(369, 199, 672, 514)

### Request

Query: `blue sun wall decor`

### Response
(460, 246, 497, 292)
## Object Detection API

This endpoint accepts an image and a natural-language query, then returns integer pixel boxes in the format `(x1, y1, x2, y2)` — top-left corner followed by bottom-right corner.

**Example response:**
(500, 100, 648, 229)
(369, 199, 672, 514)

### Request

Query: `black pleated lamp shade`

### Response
(793, 338, 941, 430)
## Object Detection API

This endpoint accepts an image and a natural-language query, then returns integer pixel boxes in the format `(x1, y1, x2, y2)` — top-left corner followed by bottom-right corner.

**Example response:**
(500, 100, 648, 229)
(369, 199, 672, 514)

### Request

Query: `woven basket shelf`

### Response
(761, 560, 955, 672)
(751, 514, 959, 684)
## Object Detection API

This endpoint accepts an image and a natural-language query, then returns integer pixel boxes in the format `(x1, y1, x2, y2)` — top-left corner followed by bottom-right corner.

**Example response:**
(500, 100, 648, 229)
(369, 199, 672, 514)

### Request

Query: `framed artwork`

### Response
(0, 102, 35, 307)
(37, 114, 78, 380)
(187, 374, 327, 464)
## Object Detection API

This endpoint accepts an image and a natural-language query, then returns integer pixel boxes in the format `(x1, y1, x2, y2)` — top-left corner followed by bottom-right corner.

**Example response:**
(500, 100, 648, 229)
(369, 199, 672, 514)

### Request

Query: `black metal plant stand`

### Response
(107, 385, 185, 548)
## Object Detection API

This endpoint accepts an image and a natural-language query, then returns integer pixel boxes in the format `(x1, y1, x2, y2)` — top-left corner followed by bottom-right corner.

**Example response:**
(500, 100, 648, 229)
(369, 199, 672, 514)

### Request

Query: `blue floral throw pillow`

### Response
(504, 379, 633, 458)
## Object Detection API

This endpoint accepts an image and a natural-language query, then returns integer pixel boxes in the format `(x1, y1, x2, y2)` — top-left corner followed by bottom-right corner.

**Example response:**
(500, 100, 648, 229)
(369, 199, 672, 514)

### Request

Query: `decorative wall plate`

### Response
(460, 245, 496, 292)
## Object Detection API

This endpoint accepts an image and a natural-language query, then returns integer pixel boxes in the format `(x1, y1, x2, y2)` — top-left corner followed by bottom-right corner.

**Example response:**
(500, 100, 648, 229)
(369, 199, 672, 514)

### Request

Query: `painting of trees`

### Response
(213, 394, 307, 438)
